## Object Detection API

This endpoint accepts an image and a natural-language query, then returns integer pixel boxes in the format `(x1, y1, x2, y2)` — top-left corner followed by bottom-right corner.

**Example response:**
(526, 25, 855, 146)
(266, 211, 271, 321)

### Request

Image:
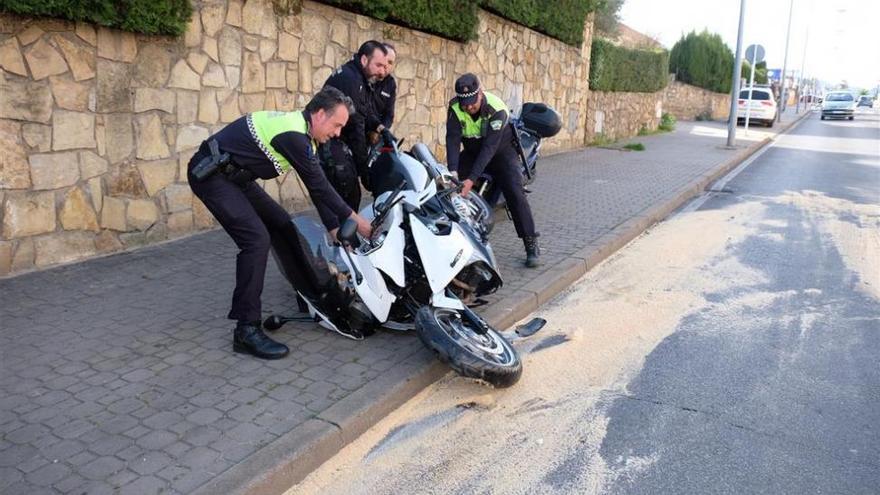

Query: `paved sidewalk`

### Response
(0, 108, 812, 494)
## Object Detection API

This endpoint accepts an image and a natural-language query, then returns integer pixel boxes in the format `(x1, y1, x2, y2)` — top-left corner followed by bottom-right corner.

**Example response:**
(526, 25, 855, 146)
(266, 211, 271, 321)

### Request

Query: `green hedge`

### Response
(0, 0, 193, 36)
(481, 0, 601, 46)
(319, 0, 479, 42)
(589, 38, 669, 92)
(669, 30, 734, 94)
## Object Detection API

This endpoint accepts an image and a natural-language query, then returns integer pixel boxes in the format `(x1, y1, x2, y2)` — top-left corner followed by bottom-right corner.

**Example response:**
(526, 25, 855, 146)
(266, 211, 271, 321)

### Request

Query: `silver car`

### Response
(821, 92, 856, 120)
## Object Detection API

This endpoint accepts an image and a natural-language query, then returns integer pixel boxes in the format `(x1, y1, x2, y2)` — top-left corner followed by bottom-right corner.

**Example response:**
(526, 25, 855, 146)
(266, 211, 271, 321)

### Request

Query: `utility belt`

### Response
(191, 140, 255, 185)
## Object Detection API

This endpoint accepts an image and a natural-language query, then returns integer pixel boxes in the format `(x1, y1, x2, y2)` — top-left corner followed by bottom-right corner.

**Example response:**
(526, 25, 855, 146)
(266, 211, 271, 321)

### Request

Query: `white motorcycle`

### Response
(266, 133, 537, 387)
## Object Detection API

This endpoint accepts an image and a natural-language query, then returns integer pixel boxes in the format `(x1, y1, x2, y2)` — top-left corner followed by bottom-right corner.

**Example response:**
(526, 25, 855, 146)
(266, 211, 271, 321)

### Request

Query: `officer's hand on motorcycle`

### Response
(460, 179, 474, 197)
(367, 131, 380, 145)
(352, 213, 373, 239)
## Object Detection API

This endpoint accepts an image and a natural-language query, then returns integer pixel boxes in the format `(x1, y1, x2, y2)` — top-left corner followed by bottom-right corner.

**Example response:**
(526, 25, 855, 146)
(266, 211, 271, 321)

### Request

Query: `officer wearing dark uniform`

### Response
(446, 73, 541, 267)
(322, 40, 390, 210)
(187, 87, 372, 360)
(370, 42, 397, 134)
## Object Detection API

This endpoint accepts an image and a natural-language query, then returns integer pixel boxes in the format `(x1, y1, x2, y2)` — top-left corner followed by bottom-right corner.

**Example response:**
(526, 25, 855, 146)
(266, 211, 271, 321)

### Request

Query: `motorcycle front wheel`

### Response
(415, 306, 522, 388)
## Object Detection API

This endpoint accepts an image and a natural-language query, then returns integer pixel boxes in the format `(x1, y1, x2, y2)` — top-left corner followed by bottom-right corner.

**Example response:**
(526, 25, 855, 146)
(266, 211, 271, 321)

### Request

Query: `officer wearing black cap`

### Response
(322, 40, 390, 210)
(446, 73, 541, 267)
(187, 87, 373, 360)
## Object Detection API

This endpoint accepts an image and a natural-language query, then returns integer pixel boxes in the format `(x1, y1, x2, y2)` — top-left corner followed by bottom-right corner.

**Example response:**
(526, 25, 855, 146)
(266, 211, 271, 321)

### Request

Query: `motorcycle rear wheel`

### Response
(415, 306, 522, 388)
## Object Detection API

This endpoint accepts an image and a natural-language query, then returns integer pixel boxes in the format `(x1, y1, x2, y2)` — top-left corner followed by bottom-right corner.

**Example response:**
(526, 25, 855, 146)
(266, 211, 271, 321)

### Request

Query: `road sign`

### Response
(745, 44, 765, 64)
(768, 68, 782, 82)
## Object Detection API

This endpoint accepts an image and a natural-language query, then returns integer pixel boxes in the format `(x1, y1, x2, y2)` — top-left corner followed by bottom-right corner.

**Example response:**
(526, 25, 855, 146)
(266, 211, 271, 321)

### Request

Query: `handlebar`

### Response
(371, 179, 407, 230)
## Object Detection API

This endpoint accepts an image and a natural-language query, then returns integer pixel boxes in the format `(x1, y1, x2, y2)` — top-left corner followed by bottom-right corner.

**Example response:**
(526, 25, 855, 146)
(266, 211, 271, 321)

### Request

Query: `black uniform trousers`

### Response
(459, 146, 537, 239)
(187, 150, 291, 323)
(320, 138, 361, 212)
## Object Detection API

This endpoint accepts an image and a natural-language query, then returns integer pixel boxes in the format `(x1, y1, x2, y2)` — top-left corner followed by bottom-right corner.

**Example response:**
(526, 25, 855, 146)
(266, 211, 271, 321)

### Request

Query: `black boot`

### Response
(523, 237, 541, 268)
(233, 321, 289, 360)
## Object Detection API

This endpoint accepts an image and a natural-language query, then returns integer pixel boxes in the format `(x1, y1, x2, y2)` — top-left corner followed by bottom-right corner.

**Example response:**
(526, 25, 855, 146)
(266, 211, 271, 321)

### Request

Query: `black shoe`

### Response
(523, 236, 541, 268)
(233, 322, 289, 360)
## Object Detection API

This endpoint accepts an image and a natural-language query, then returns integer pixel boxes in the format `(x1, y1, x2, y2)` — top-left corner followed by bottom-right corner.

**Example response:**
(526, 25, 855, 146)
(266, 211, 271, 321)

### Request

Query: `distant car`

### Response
(857, 95, 874, 108)
(821, 92, 856, 120)
(736, 87, 777, 127)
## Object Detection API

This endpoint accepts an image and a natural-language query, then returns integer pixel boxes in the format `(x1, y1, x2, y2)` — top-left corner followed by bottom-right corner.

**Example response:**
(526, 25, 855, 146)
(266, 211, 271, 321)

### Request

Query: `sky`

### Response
(619, 0, 880, 90)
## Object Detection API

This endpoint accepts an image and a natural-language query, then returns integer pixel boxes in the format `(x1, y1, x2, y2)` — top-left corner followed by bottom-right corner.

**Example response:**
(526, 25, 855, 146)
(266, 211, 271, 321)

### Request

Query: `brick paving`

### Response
(0, 114, 803, 494)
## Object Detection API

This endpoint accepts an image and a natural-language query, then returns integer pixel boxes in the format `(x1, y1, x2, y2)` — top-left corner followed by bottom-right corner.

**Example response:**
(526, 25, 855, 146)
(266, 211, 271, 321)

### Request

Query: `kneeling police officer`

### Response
(187, 87, 372, 360)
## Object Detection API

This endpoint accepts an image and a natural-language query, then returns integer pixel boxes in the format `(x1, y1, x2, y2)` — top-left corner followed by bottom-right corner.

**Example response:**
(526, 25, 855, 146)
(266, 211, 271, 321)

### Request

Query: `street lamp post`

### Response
(727, 0, 747, 147)
(778, 0, 794, 122)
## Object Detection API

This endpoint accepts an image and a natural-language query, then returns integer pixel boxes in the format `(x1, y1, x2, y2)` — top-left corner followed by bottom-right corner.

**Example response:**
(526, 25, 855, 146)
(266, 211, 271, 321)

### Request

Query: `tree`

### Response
(669, 30, 735, 93)
(594, 0, 625, 36)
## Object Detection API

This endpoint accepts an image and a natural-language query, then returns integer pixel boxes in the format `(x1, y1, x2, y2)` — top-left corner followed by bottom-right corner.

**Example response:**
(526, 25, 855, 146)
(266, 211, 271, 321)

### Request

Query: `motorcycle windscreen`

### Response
(369, 152, 430, 197)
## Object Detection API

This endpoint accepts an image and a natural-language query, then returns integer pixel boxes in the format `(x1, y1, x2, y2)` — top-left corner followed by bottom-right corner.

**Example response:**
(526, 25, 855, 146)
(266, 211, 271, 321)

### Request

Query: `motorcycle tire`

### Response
(415, 306, 522, 388)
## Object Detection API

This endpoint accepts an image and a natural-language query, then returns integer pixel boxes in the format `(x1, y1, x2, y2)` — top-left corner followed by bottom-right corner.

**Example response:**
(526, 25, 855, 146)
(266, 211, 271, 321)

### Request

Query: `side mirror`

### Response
(337, 218, 359, 246)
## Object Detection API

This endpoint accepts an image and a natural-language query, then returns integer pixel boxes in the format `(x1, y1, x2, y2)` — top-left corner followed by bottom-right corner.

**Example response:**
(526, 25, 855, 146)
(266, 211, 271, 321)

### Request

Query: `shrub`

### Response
(669, 30, 734, 93)
(319, 0, 480, 41)
(589, 38, 669, 92)
(623, 142, 645, 151)
(659, 112, 676, 131)
(0, 0, 193, 36)
(480, 0, 602, 46)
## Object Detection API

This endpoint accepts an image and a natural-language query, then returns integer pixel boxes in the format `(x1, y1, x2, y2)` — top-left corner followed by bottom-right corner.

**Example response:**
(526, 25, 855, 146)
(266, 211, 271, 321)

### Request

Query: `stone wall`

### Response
(0, 0, 594, 276)
(585, 91, 662, 143)
(662, 79, 730, 121)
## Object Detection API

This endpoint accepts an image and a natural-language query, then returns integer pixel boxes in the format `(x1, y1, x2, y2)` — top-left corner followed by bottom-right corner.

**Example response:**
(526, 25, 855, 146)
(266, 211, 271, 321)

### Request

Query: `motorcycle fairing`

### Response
(409, 215, 474, 294)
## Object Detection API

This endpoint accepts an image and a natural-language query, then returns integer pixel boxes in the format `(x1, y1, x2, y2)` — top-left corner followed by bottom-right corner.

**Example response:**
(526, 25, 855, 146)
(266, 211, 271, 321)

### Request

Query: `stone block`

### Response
(0, 37, 28, 76)
(94, 229, 122, 253)
(17, 26, 44, 46)
(60, 187, 99, 231)
(259, 39, 276, 62)
(135, 114, 170, 160)
(100, 196, 126, 231)
(34, 231, 96, 267)
(21, 123, 51, 153)
(0, 77, 53, 123)
(198, 90, 219, 124)
(202, 63, 226, 87)
(79, 150, 108, 179)
(97, 28, 137, 63)
(242, 34, 260, 52)
(225, 66, 241, 89)
(2, 191, 56, 238)
(168, 60, 201, 90)
(75, 23, 97, 46)
(188, 52, 209, 74)
(177, 91, 199, 124)
(11, 236, 35, 271)
(266, 62, 286, 88)
(184, 14, 202, 48)
(201, 4, 226, 37)
(49, 76, 92, 112)
(192, 196, 214, 228)
(96, 59, 132, 113)
(133, 44, 171, 87)
(218, 28, 241, 67)
(104, 113, 134, 164)
(167, 210, 193, 234)
(241, 51, 265, 94)
(126, 199, 159, 231)
(134, 88, 175, 114)
(176, 125, 209, 152)
(137, 159, 177, 197)
(87, 176, 102, 213)
(52, 110, 96, 151)
(311, 66, 331, 95)
(29, 151, 80, 190)
(24, 38, 68, 80)
(164, 184, 193, 213)
(301, 15, 327, 56)
(241, 0, 266, 35)
(0, 240, 10, 275)
(298, 54, 312, 94)
(105, 163, 147, 197)
(238, 94, 265, 114)
(0, 120, 31, 189)
(53, 34, 95, 81)
(218, 91, 240, 123)
(227, 0, 243, 27)
(277, 32, 299, 62)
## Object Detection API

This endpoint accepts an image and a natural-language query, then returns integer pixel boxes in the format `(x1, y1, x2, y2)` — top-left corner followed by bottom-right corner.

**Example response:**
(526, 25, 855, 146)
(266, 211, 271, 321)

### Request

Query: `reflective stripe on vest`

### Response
(450, 91, 509, 139)
(246, 111, 316, 175)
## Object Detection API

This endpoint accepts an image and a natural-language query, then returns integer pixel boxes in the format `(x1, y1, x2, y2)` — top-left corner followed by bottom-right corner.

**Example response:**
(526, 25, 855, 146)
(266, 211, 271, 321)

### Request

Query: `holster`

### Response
(191, 139, 233, 182)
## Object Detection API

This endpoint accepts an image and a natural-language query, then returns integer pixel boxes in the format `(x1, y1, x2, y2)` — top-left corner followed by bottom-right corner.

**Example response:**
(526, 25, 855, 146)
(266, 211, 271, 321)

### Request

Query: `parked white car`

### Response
(821, 91, 856, 120)
(736, 87, 778, 127)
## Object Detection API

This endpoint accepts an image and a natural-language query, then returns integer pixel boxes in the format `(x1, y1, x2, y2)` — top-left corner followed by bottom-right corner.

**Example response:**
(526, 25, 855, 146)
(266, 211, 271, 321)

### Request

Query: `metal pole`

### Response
(796, 13, 811, 113)
(744, 49, 757, 133)
(778, 0, 794, 122)
(727, 0, 747, 147)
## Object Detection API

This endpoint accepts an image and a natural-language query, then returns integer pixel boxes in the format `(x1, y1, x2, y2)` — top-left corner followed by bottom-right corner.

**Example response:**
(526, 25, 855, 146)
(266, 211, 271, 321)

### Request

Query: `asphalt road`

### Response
(287, 109, 880, 495)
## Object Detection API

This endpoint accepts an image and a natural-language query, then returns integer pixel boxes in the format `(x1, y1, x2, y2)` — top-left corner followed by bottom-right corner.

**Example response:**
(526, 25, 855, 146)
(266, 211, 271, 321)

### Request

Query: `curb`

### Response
(195, 110, 812, 494)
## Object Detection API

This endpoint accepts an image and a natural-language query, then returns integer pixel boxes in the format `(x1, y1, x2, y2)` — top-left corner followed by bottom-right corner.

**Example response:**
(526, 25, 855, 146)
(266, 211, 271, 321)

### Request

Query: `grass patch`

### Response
(623, 142, 645, 151)
(590, 133, 615, 147)
(659, 112, 677, 131)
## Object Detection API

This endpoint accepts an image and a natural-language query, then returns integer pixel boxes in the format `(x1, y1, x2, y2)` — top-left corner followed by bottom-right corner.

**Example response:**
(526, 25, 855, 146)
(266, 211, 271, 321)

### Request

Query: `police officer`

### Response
(187, 87, 372, 360)
(446, 73, 541, 267)
(369, 42, 397, 138)
(322, 40, 390, 210)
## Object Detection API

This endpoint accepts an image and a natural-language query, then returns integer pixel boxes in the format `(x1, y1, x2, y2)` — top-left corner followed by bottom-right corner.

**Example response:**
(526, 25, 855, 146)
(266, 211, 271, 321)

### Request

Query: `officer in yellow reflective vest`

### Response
(187, 87, 372, 359)
(446, 73, 541, 267)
